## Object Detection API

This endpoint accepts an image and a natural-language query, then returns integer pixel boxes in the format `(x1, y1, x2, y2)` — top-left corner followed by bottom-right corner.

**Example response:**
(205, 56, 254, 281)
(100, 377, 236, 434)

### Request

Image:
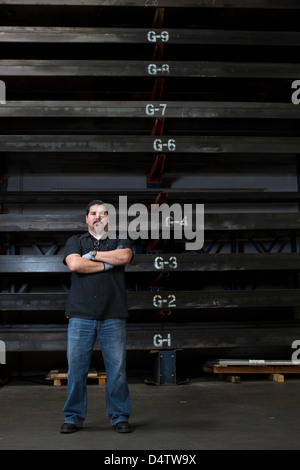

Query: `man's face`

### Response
(86, 204, 109, 236)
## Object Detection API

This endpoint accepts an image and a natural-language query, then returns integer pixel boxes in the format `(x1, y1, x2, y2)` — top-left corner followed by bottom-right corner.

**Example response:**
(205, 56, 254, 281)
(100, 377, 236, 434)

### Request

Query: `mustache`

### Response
(93, 217, 108, 225)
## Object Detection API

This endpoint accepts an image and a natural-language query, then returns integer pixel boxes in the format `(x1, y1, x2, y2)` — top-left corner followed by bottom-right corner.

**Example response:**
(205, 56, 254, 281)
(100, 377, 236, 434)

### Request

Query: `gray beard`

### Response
(94, 224, 104, 235)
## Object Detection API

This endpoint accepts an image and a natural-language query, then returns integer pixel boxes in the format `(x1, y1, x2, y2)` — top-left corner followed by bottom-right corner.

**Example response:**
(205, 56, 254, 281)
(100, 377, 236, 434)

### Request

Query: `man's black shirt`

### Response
(63, 233, 133, 321)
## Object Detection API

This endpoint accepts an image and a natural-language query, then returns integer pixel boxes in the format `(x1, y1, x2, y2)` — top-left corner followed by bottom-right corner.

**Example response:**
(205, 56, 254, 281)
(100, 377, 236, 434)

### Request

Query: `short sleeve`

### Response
(118, 237, 134, 263)
(118, 238, 133, 250)
(63, 235, 82, 265)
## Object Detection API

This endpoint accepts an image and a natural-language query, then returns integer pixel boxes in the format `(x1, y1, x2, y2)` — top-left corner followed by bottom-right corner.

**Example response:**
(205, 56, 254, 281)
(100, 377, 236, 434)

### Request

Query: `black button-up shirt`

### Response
(63, 232, 133, 321)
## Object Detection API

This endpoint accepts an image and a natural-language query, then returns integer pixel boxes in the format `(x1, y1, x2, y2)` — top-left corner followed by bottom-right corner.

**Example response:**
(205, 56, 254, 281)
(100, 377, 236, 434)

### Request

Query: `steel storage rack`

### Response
(1, 0, 300, 383)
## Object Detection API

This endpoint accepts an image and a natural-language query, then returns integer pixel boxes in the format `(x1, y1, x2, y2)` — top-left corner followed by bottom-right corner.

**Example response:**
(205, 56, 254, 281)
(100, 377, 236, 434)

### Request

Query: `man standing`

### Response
(60, 200, 133, 434)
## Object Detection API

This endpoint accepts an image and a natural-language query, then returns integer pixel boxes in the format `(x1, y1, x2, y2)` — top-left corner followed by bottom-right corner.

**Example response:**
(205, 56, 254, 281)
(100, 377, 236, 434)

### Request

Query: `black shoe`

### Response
(60, 423, 82, 434)
(114, 421, 132, 433)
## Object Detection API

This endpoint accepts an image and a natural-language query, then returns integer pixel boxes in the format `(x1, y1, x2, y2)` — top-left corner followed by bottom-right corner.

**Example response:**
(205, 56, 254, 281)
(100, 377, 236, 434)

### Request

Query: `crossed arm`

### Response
(65, 248, 133, 274)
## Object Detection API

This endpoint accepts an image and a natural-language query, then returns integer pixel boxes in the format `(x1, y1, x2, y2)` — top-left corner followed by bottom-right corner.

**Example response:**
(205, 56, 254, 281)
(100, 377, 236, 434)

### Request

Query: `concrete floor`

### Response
(0, 376, 300, 451)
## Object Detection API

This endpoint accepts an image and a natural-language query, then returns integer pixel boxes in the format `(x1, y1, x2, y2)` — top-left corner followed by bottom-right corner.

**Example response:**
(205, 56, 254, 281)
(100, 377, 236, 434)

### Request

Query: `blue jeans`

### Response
(63, 317, 131, 427)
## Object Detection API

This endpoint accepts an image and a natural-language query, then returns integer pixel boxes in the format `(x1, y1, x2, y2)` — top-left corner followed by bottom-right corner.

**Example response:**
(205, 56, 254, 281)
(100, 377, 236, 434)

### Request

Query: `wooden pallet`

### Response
(203, 363, 300, 383)
(46, 370, 106, 387)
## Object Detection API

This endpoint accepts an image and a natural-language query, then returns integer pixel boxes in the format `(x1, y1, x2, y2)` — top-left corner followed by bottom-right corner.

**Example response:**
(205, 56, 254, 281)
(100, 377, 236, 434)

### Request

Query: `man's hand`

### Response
(65, 254, 105, 274)
(82, 252, 114, 271)
(82, 252, 96, 261)
(104, 263, 114, 271)
(93, 245, 133, 267)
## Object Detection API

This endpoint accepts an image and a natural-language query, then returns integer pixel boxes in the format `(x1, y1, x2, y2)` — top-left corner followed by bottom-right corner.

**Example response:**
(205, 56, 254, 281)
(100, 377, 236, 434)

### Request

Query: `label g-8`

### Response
(148, 64, 170, 76)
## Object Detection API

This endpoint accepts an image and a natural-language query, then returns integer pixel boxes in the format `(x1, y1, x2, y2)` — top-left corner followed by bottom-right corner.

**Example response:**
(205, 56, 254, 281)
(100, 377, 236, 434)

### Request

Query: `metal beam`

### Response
(128, 253, 300, 272)
(1, 321, 300, 352)
(0, 60, 300, 78)
(0, 256, 70, 272)
(128, 290, 300, 310)
(0, 253, 300, 273)
(0, 135, 300, 153)
(0, 212, 300, 232)
(1, 28, 300, 46)
(1, 290, 300, 311)
(0, 0, 298, 8)
(1, 101, 300, 119)
(0, 214, 86, 231)
(1, 191, 300, 204)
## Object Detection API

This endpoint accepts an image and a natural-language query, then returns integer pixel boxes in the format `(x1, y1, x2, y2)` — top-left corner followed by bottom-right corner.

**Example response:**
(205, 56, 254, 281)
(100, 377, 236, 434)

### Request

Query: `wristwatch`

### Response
(91, 250, 97, 258)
